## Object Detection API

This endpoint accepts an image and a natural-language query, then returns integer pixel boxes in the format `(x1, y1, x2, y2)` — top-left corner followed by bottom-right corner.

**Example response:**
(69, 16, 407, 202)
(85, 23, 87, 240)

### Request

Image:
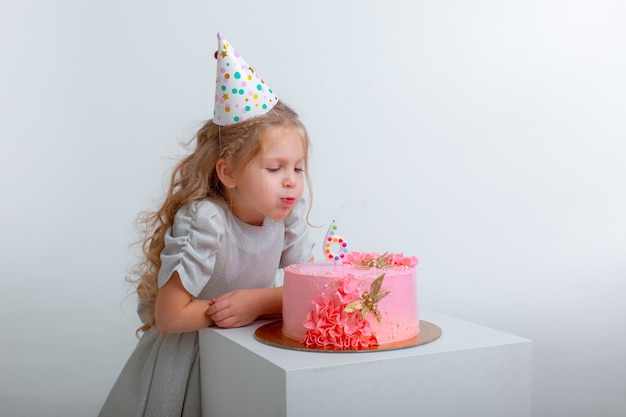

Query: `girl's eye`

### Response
(266, 167, 280, 172)
(295, 167, 305, 173)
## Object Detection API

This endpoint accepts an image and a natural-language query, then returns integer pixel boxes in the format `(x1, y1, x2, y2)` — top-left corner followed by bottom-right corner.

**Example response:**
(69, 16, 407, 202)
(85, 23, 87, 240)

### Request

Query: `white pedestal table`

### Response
(199, 310, 532, 417)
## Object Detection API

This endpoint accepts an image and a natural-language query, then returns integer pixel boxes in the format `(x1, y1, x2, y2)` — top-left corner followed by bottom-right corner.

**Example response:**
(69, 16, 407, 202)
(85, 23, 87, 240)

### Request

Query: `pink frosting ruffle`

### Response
(302, 274, 379, 349)
(343, 251, 419, 267)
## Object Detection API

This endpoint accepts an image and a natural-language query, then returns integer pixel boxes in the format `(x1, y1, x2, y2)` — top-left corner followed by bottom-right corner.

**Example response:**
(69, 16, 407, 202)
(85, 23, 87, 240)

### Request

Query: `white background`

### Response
(1, 1, 625, 416)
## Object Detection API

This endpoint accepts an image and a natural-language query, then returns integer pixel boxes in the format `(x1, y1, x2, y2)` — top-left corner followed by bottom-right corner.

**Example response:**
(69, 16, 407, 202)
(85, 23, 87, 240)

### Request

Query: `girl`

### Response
(98, 99, 313, 416)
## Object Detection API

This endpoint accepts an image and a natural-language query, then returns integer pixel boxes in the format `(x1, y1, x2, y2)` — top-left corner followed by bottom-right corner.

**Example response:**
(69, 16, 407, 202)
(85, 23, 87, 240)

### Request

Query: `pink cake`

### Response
(282, 252, 419, 349)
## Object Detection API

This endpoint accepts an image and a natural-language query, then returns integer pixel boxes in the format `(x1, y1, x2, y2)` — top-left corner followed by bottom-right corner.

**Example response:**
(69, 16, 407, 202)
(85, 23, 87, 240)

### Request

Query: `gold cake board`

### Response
(255, 320, 442, 353)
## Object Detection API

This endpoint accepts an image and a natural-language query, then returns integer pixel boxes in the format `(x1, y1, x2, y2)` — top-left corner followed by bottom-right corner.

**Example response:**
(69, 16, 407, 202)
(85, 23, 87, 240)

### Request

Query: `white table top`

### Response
(200, 309, 531, 371)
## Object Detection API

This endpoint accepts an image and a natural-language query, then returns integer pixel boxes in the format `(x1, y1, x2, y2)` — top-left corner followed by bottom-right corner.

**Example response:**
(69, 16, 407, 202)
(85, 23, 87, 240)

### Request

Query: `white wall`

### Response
(1, 1, 625, 416)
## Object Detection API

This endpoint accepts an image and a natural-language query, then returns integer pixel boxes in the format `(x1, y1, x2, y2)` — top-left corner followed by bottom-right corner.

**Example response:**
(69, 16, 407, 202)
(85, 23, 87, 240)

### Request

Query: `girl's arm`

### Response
(207, 286, 283, 328)
(155, 271, 214, 333)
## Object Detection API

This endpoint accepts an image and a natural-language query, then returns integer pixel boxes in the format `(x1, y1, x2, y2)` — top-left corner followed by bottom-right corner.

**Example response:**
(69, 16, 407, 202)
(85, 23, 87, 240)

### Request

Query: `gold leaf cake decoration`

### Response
(353, 252, 392, 269)
(343, 273, 390, 323)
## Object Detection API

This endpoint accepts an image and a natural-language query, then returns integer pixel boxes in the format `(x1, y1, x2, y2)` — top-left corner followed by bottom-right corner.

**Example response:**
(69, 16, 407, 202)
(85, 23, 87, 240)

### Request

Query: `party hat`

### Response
(212, 33, 279, 126)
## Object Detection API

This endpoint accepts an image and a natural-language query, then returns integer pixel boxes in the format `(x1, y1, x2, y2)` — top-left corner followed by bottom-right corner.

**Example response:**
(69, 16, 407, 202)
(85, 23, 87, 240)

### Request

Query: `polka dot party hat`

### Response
(213, 33, 279, 126)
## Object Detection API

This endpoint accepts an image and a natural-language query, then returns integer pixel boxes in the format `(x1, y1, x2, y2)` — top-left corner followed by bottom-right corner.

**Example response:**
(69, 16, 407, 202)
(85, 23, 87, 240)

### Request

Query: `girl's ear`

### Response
(216, 158, 236, 189)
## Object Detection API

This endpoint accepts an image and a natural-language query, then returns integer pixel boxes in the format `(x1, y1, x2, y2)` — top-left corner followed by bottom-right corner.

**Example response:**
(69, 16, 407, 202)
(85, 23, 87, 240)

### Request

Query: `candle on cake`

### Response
(323, 220, 349, 261)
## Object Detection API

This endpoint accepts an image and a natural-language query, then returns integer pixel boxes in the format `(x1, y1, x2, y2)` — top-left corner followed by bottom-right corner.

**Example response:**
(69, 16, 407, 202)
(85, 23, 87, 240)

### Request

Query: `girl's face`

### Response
(228, 125, 306, 225)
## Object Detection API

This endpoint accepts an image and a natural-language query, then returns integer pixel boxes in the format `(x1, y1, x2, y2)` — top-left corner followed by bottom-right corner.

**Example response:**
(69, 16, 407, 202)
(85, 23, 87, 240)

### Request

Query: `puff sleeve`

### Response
(279, 198, 314, 268)
(157, 200, 223, 297)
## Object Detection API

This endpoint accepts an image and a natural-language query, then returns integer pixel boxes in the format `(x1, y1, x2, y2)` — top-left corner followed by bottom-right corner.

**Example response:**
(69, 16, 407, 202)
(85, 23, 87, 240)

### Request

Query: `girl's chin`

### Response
(269, 208, 292, 220)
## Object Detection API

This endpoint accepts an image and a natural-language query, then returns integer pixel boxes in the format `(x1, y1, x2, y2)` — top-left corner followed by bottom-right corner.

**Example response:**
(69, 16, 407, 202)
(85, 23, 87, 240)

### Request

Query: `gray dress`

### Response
(98, 198, 312, 417)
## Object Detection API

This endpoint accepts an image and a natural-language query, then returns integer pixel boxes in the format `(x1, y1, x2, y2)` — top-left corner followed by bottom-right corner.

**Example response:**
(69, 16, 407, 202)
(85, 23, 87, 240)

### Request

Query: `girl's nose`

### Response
(283, 171, 295, 187)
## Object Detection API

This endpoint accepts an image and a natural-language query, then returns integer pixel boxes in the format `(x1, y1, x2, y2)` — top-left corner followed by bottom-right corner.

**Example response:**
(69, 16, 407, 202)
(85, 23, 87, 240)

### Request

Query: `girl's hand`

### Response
(207, 287, 282, 328)
(207, 289, 261, 328)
